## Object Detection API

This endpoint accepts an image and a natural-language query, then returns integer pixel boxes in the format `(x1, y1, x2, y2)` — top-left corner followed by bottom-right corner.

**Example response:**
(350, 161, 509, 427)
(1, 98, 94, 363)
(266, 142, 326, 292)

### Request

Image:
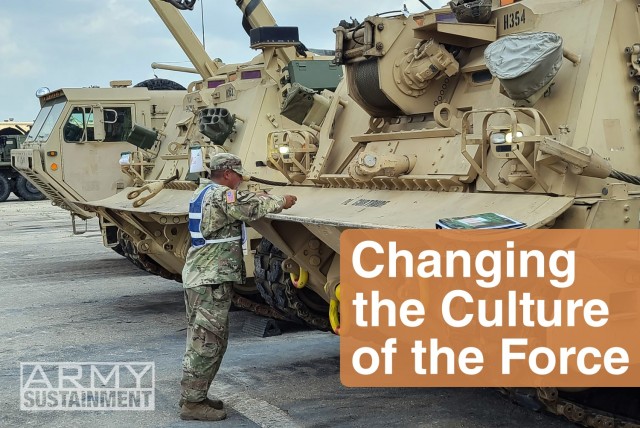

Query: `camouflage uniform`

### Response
(181, 154, 285, 403)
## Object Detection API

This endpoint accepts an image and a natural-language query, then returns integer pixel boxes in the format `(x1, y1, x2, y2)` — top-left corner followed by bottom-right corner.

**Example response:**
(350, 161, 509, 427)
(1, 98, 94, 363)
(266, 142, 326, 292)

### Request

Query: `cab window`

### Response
(104, 107, 133, 142)
(26, 98, 66, 143)
(63, 107, 94, 142)
(63, 106, 133, 143)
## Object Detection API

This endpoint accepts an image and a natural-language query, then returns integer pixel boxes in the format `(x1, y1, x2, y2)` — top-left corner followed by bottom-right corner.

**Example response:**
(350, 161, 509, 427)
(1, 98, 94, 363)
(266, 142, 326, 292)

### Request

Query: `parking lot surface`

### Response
(0, 199, 571, 427)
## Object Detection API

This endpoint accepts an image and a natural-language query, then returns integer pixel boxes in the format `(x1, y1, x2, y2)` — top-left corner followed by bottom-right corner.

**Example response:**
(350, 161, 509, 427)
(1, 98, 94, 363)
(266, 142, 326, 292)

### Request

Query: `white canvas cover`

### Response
(484, 32, 563, 100)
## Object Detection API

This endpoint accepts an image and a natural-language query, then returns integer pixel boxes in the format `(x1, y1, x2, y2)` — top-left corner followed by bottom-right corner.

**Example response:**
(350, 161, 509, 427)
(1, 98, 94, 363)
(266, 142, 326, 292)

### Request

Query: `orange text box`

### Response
(339, 229, 640, 387)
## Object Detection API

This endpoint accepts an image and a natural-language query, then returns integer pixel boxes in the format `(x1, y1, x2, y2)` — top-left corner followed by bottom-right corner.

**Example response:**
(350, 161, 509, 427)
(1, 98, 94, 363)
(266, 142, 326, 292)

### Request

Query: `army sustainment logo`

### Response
(20, 362, 155, 411)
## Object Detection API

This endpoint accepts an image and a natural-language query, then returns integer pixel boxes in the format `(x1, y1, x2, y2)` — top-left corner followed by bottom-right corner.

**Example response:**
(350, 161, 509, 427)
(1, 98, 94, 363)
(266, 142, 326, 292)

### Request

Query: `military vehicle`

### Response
(10, 0, 343, 321)
(55, 0, 351, 327)
(0, 121, 45, 202)
(10, 80, 187, 276)
(11, 81, 185, 226)
(74, 0, 640, 424)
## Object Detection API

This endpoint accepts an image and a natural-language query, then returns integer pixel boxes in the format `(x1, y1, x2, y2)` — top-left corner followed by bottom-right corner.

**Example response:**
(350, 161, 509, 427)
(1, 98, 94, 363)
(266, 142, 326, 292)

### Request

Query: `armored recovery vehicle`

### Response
(64, 0, 356, 327)
(11, 80, 187, 276)
(11, 0, 346, 322)
(78, 0, 640, 424)
(0, 121, 44, 202)
(11, 81, 185, 226)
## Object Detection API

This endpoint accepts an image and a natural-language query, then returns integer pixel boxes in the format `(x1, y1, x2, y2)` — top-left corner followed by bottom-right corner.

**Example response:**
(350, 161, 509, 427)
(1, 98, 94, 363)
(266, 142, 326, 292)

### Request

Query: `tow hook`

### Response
(329, 284, 341, 335)
(290, 267, 308, 289)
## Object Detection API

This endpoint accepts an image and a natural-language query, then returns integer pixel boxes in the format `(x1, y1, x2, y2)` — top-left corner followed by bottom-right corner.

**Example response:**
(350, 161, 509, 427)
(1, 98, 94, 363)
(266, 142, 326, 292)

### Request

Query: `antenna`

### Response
(418, 0, 433, 10)
(200, 0, 206, 50)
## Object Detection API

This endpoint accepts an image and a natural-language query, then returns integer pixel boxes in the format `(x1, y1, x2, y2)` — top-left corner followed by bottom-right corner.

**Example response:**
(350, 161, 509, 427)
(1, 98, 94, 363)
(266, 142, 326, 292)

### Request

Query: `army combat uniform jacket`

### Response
(182, 179, 285, 288)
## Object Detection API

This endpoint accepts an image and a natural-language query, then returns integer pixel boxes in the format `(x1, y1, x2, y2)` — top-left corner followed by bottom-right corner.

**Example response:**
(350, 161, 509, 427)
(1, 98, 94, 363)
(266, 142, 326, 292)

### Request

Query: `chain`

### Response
(231, 293, 290, 321)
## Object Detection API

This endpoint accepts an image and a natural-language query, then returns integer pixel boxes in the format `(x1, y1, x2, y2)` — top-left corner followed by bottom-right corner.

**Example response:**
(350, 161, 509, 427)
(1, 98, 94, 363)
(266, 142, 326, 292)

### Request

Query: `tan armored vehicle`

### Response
(63, 0, 351, 326)
(11, 80, 187, 275)
(11, 81, 185, 225)
(76, 0, 640, 424)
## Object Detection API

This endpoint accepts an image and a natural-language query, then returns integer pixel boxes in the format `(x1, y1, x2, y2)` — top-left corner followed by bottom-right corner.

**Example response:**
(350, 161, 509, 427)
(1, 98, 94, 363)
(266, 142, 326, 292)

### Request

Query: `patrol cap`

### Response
(210, 153, 249, 178)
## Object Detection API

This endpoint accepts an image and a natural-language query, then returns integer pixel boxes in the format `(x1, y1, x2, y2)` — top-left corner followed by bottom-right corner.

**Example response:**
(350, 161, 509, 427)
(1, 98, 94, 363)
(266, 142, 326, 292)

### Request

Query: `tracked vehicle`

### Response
(9, 0, 347, 322)
(10, 80, 187, 276)
(11, 81, 185, 228)
(77, 0, 640, 424)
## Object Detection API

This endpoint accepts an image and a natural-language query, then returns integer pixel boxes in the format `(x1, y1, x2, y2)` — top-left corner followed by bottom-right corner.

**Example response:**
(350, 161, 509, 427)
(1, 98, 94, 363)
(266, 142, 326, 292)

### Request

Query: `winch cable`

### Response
(249, 176, 290, 187)
(161, 0, 196, 10)
(609, 169, 640, 186)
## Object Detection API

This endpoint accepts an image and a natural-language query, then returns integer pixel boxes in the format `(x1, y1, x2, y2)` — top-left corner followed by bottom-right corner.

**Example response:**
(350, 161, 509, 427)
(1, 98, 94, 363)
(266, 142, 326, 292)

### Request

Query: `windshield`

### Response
(25, 97, 67, 143)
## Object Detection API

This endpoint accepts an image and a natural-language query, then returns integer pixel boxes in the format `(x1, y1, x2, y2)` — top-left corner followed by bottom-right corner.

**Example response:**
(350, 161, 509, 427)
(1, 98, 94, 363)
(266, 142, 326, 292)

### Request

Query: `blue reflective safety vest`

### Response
(189, 183, 247, 248)
(188, 183, 246, 248)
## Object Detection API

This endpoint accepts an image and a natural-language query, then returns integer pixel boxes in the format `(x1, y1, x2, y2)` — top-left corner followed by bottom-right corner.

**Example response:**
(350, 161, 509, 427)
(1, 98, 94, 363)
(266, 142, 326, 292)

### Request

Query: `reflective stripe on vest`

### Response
(188, 183, 242, 248)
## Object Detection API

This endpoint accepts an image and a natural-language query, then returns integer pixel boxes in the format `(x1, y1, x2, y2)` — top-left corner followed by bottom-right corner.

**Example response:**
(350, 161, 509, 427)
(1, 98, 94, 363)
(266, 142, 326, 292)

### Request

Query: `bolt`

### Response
(376, 42, 383, 51)
(624, 204, 630, 211)
(309, 255, 321, 266)
(363, 154, 377, 167)
(625, 216, 631, 223)
(141, 243, 150, 252)
(377, 23, 384, 31)
(602, 188, 609, 196)
(309, 239, 320, 250)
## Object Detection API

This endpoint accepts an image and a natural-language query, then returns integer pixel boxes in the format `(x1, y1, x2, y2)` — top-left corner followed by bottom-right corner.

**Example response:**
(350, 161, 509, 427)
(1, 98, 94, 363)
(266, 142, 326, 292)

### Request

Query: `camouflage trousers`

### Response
(181, 282, 232, 403)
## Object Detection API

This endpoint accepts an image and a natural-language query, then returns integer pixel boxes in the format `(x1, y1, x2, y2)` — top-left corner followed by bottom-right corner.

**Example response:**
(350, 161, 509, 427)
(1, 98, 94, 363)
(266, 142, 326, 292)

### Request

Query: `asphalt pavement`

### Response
(0, 198, 571, 427)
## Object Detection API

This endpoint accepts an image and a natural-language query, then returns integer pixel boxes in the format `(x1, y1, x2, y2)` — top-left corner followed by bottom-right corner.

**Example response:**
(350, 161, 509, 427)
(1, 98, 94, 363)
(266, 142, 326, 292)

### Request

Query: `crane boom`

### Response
(149, 0, 219, 80)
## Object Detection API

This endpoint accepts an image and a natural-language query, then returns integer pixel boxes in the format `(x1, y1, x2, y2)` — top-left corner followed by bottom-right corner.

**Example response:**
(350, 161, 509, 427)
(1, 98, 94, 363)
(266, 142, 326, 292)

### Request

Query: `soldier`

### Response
(179, 153, 297, 421)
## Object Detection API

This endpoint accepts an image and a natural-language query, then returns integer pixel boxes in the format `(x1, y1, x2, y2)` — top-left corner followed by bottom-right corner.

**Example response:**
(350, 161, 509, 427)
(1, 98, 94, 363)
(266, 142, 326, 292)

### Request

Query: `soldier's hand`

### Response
(283, 194, 297, 209)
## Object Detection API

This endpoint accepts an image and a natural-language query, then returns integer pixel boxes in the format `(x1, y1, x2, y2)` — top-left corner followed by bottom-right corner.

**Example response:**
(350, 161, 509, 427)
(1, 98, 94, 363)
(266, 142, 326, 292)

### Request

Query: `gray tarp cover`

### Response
(484, 32, 563, 100)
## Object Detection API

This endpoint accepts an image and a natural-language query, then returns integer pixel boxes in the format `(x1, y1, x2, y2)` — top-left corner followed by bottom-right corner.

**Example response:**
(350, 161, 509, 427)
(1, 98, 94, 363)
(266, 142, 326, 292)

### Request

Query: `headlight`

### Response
(35, 87, 50, 98)
(278, 145, 290, 154)
(490, 132, 506, 145)
(505, 131, 524, 144)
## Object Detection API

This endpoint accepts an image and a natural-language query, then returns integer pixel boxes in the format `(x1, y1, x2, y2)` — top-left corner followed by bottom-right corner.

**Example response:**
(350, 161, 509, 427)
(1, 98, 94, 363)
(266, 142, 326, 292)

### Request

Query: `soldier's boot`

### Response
(179, 396, 224, 410)
(179, 401, 227, 421)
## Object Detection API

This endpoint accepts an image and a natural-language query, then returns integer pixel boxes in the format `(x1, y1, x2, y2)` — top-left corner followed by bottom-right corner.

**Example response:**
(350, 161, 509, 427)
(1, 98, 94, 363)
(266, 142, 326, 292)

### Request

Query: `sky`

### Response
(0, 0, 447, 122)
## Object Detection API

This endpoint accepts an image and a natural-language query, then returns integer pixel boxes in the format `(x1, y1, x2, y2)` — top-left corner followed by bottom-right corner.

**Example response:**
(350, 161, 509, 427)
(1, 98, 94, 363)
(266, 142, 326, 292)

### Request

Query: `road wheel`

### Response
(254, 238, 330, 330)
(15, 176, 45, 201)
(0, 175, 10, 202)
